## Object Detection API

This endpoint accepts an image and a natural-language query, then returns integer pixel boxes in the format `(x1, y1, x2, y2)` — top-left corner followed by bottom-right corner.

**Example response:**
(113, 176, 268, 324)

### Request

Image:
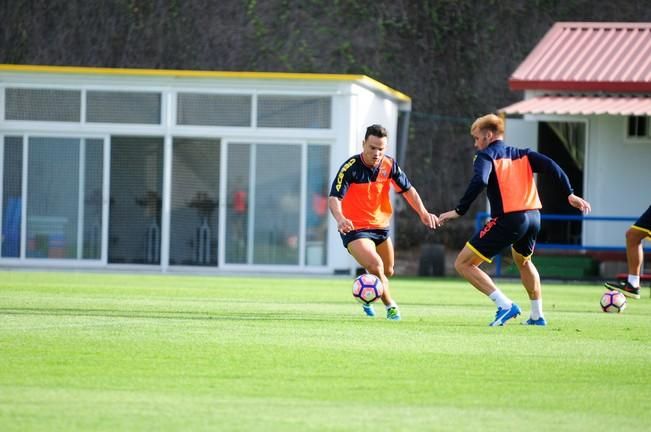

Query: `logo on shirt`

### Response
(335, 158, 356, 192)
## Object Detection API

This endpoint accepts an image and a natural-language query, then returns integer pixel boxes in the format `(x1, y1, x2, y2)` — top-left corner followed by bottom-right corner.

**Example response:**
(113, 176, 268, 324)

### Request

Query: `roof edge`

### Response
(552, 21, 651, 29)
(0, 63, 411, 104)
(509, 79, 651, 93)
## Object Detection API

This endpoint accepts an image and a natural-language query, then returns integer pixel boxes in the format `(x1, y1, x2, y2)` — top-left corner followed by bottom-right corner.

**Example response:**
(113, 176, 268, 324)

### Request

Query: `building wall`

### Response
(0, 69, 407, 273)
(584, 115, 651, 247)
(508, 114, 651, 249)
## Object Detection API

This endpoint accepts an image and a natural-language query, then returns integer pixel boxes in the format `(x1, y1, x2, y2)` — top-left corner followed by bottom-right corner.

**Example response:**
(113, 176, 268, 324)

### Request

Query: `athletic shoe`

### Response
(522, 317, 547, 326)
(604, 280, 640, 299)
(488, 303, 521, 327)
(362, 303, 376, 317)
(386, 306, 401, 321)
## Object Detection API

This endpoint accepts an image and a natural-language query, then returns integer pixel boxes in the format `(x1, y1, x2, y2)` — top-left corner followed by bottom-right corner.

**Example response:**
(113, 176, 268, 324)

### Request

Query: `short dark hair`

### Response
(364, 124, 388, 141)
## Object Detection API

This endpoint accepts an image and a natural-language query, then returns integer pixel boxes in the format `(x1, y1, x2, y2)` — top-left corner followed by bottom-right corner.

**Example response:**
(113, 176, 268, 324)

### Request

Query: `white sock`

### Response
(530, 299, 543, 320)
(386, 303, 397, 310)
(628, 275, 640, 287)
(488, 290, 512, 310)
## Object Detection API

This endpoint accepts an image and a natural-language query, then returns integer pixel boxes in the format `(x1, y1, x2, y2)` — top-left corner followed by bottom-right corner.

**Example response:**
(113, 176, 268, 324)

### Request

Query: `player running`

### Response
(328, 124, 439, 320)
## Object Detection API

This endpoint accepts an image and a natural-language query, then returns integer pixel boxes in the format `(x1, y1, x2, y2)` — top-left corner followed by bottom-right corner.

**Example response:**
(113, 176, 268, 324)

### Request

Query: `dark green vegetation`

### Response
(3, 1, 651, 248)
(1, 270, 650, 431)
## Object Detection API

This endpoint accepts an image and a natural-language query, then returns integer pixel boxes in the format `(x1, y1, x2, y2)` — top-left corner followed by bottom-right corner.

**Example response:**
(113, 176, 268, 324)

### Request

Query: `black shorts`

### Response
(632, 205, 651, 236)
(340, 228, 389, 249)
(468, 210, 541, 263)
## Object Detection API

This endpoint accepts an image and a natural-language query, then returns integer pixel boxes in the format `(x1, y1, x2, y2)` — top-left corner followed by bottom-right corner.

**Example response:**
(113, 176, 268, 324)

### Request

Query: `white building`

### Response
(500, 22, 651, 249)
(0, 64, 411, 273)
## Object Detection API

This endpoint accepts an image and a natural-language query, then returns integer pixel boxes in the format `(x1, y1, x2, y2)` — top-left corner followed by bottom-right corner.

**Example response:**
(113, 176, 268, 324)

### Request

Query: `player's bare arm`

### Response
(327, 196, 354, 233)
(401, 187, 440, 229)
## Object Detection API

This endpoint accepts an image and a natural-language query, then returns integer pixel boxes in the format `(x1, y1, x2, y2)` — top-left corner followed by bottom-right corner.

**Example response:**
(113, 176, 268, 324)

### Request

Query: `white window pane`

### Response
(170, 138, 220, 266)
(225, 144, 250, 264)
(109, 137, 164, 264)
(305, 145, 329, 266)
(177, 93, 251, 126)
(257, 96, 331, 128)
(87, 91, 161, 124)
(5, 88, 80, 122)
(27, 138, 80, 258)
(2, 137, 23, 257)
(82, 139, 104, 259)
(253, 145, 301, 265)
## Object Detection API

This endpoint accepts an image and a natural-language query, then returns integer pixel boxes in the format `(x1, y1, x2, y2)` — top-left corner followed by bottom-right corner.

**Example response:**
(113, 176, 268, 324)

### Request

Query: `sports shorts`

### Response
(631, 205, 651, 237)
(467, 210, 541, 263)
(340, 228, 390, 249)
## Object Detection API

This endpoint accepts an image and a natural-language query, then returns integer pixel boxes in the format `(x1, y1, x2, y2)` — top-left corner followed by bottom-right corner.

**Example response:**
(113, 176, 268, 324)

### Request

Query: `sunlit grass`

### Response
(1, 270, 650, 431)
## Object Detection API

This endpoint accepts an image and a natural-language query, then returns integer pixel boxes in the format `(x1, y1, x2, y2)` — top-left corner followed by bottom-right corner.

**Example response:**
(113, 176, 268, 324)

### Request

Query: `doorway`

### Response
(537, 122, 586, 245)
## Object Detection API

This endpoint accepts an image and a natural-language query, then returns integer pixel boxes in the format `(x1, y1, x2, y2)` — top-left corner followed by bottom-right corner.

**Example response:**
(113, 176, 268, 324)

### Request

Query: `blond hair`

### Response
(470, 114, 504, 136)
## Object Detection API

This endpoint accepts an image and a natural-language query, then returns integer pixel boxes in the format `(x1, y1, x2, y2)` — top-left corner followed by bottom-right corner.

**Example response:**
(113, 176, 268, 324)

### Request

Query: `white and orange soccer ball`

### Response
(352, 274, 384, 304)
(600, 290, 627, 313)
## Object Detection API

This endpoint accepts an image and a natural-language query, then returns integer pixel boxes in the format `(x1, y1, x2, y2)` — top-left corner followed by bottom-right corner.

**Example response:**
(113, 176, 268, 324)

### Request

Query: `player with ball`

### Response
(329, 124, 440, 320)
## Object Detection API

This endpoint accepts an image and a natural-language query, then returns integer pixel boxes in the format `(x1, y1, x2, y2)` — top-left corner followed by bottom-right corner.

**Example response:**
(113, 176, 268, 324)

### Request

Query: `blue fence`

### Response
(473, 212, 644, 276)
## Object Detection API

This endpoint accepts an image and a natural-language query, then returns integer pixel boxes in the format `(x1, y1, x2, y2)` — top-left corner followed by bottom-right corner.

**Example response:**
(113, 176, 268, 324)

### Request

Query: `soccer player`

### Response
(438, 114, 591, 326)
(328, 124, 439, 320)
(604, 204, 651, 299)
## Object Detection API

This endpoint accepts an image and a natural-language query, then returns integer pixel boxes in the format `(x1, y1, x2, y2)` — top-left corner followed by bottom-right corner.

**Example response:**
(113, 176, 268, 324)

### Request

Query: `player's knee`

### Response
(454, 256, 468, 275)
(625, 228, 643, 244)
(517, 259, 532, 272)
(366, 262, 384, 277)
(384, 266, 395, 278)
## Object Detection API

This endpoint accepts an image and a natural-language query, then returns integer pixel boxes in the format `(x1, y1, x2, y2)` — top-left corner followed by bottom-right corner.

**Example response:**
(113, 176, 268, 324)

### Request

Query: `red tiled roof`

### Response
(500, 95, 651, 116)
(509, 22, 651, 92)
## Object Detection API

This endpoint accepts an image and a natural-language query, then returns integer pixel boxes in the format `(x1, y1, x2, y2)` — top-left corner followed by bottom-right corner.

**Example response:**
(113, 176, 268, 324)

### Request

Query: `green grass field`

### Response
(1, 270, 650, 431)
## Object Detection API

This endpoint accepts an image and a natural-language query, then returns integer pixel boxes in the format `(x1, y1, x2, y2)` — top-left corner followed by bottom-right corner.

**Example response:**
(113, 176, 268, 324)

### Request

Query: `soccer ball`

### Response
(600, 290, 627, 313)
(352, 274, 384, 304)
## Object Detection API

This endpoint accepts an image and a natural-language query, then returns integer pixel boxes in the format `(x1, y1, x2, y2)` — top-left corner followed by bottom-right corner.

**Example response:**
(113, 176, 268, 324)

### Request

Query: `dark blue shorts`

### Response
(468, 210, 541, 263)
(340, 228, 389, 249)
(632, 205, 651, 236)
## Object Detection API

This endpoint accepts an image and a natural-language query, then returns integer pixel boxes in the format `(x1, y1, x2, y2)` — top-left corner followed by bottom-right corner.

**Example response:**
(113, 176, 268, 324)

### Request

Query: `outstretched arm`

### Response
(529, 151, 591, 214)
(438, 209, 461, 225)
(568, 194, 591, 214)
(401, 187, 440, 229)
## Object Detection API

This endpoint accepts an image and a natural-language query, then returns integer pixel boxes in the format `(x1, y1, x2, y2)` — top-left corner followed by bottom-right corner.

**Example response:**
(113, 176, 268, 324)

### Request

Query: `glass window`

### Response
(257, 96, 331, 128)
(109, 137, 164, 264)
(253, 145, 301, 265)
(627, 116, 648, 137)
(82, 139, 104, 259)
(170, 138, 220, 266)
(177, 93, 251, 127)
(26, 138, 80, 259)
(2, 137, 23, 258)
(87, 91, 161, 124)
(224, 144, 251, 264)
(305, 145, 329, 266)
(5, 88, 81, 122)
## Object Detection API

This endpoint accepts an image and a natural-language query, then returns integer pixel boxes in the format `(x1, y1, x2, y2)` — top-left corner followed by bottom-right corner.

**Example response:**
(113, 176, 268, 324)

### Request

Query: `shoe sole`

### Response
(615, 289, 640, 299)
(604, 283, 640, 299)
